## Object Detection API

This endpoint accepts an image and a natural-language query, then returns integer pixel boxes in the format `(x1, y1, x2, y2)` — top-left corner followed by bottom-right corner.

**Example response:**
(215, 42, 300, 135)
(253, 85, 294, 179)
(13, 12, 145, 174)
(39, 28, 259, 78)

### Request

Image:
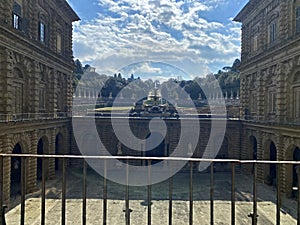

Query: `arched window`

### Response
(269, 22, 277, 43)
(268, 12, 279, 44)
(38, 13, 48, 44)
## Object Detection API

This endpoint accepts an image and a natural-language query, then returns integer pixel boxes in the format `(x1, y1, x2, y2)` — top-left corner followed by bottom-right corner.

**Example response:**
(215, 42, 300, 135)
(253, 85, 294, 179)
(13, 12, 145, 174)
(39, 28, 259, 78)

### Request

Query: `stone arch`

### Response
(10, 143, 23, 196)
(145, 132, 165, 165)
(263, 139, 277, 185)
(211, 134, 231, 159)
(55, 131, 65, 154)
(249, 135, 258, 160)
(248, 135, 258, 174)
(55, 132, 64, 170)
(10, 133, 30, 154)
(180, 131, 199, 157)
(80, 132, 100, 155)
(217, 136, 229, 159)
(9, 135, 30, 197)
(212, 135, 230, 172)
(285, 144, 300, 197)
(36, 136, 49, 180)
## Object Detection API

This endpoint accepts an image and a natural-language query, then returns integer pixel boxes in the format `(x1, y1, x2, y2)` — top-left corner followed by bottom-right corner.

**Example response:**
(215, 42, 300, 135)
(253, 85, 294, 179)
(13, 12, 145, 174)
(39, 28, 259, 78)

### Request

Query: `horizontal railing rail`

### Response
(0, 112, 71, 123)
(1, 154, 300, 164)
(1, 154, 300, 225)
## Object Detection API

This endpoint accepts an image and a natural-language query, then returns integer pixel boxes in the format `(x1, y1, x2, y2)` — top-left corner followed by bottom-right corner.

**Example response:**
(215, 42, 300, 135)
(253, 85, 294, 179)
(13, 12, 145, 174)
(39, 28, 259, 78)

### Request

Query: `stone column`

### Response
(47, 129, 56, 179)
(257, 71, 265, 121)
(27, 131, 38, 193)
(256, 132, 264, 182)
(1, 135, 13, 204)
(6, 50, 15, 115)
(239, 76, 246, 118)
(276, 62, 290, 123)
(47, 69, 56, 114)
(0, 47, 9, 115)
(66, 73, 73, 114)
(275, 134, 285, 193)
(296, 165, 300, 224)
(29, 61, 39, 115)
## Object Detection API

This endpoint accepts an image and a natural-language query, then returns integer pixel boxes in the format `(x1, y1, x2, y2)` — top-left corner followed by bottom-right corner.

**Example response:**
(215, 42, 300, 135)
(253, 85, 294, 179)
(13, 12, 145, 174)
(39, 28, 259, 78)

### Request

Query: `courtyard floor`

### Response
(4, 167, 298, 225)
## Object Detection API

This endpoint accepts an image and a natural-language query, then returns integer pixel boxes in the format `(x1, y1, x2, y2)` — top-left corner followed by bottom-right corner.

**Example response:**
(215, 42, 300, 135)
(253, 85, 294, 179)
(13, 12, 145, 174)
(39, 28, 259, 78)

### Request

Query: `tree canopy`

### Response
(72, 58, 240, 100)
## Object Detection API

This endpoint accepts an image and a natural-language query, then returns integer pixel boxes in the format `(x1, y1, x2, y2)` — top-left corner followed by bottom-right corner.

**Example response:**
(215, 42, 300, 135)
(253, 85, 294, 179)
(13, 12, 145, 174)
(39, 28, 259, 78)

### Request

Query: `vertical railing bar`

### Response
(189, 161, 193, 225)
(252, 163, 257, 225)
(231, 162, 235, 225)
(61, 158, 66, 225)
(103, 159, 107, 225)
(148, 160, 152, 225)
(297, 165, 300, 225)
(21, 157, 26, 225)
(0, 156, 4, 225)
(276, 164, 281, 225)
(82, 159, 87, 225)
(41, 157, 46, 225)
(210, 162, 214, 225)
(125, 159, 130, 225)
(169, 164, 173, 225)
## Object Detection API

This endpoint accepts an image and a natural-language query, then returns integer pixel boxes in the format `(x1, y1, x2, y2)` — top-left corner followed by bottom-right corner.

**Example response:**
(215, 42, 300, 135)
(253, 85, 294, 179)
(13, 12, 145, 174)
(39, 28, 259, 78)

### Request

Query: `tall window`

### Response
(56, 33, 62, 53)
(296, 7, 300, 34)
(12, 68, 24, 114)
(250, 93, 257, 114)
(269, 22, 277, 43)
(39, 87, 46, 110)
(253, 35, 258, 52)
(268, 91, 276, 114)
(12, 2, 22, 30)
(39, 22, 45, 43)
(294, 87, 300, 118)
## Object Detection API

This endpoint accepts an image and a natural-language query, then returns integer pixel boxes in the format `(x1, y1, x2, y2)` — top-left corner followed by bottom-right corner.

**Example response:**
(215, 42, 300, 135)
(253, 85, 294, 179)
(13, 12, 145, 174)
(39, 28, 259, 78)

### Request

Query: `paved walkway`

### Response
(5, 168, 298, 225)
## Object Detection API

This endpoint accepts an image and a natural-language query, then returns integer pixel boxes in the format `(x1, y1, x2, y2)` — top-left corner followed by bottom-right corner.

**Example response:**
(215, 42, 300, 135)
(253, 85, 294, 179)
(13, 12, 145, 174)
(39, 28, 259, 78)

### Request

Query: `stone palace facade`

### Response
(0, 0, 79, 203)
(235, 0, 300, 196)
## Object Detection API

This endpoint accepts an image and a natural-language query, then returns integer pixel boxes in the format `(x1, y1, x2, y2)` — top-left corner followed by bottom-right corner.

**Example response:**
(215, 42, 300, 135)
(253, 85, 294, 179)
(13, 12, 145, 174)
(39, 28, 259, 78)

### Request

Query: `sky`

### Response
(67, 0, 248, 81)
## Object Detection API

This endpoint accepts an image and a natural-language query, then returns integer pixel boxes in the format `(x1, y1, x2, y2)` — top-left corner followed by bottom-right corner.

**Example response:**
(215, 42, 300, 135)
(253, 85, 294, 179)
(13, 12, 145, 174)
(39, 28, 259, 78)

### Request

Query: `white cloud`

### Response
(72, 0, 242, 79)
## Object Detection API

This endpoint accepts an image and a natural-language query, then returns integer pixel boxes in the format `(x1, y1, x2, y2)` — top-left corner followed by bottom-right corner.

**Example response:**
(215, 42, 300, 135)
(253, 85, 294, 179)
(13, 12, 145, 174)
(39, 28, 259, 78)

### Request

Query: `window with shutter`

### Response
(12, 2, 22, 30)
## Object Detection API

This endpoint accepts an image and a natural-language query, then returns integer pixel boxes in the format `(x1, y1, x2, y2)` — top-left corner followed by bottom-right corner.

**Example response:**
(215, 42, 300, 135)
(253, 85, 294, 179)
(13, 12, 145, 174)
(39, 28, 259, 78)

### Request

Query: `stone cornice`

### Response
(234, 0, 279, 23)
(54, 0, 80, 22)
(234, 0, 262, 22)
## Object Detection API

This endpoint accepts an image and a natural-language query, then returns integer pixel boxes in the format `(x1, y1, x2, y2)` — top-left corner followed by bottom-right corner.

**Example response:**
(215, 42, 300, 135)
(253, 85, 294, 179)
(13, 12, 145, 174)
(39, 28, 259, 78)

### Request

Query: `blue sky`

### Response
(67, 0, 248, 80)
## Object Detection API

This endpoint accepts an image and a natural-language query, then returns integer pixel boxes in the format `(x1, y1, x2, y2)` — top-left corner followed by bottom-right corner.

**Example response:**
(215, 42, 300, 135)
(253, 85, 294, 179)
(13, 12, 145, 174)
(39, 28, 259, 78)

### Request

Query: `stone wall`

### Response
(70, 117, 242, 171)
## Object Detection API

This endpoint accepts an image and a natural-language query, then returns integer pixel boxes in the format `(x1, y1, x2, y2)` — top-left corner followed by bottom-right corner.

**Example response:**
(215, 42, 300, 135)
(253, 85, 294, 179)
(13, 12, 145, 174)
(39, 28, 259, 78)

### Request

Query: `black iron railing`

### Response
(0, 113, 70, 123)
(0, 154, 300, 225)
